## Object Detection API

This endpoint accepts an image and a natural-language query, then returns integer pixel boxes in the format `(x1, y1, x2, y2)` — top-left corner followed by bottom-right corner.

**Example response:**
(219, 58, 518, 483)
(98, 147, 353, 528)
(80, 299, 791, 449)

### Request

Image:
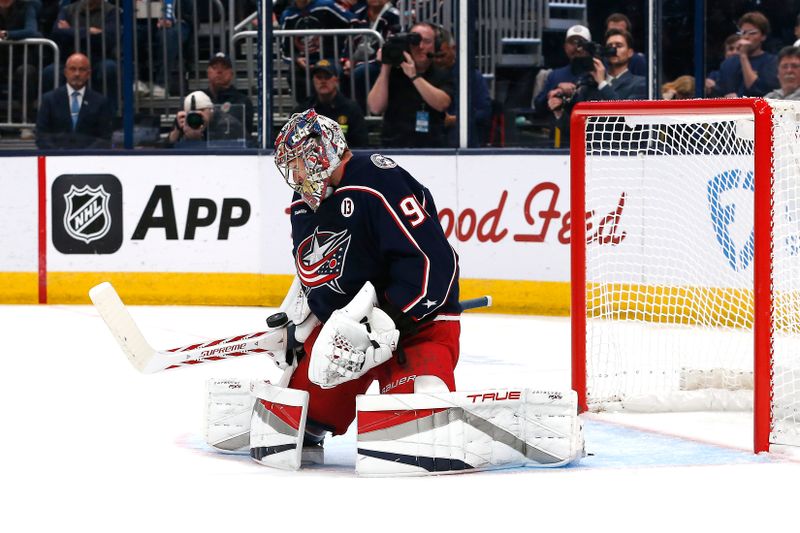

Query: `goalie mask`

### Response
(274, 109, 347, 211)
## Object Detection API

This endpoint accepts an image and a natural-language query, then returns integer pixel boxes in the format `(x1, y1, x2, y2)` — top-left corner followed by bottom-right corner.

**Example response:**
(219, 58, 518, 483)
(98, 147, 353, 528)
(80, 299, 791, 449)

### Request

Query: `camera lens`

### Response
(186, 112, 205, 129)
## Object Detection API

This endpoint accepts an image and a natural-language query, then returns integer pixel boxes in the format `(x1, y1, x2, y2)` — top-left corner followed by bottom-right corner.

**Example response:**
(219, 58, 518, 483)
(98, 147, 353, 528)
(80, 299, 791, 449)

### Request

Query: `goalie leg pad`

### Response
(355, 389, 585, 477)
(204, 378, 259, 453)
(249, 382, 310, 471)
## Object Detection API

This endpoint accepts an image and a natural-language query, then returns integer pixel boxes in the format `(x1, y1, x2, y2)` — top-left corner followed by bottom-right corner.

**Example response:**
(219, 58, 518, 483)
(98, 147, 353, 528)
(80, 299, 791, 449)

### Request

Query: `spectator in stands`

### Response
(1, 0, 42, 137)
(705, 34, 739, 97)
(346, 0, 400, 112)
(293, 58, 368, 147)
(534, 25, 592, 117)
(135, 0, 193, 98)
(764, 46, 800, 100)
(0, 0, 39, 40)
(279, 0, 354, 104)
(38, 0, 61, 39)
(367, 21, 453, 147)
(662, 75, 695, 99)
(604, 12, 647, 77)
(593, 29, 647, 100)
(45, 0, 120, 112)
(714, 11, 778, 97)
(167, 90, 245, 149)
(36, 52, 113, 149)
(433, 27, 491, 147)
(547, 29, 646, 146)
(203, 52, 254, 138)
(794, 13, 800, 44)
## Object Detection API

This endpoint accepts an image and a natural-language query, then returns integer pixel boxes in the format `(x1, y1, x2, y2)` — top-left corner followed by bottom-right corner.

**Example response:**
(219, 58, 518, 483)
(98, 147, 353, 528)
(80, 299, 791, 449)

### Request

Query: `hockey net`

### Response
(570, 99, 800, 452)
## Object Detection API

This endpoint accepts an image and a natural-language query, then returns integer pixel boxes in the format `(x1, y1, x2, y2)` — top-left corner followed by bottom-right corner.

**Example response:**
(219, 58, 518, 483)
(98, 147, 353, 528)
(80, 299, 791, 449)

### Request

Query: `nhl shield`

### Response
(63, 184, 113, 244)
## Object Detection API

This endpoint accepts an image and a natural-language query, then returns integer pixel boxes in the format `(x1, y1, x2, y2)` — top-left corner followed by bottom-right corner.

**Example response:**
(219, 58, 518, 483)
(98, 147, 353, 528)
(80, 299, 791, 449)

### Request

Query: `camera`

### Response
(571, 41, 618, 75)
(578, 41, 618, 59)
(186, 111, 205, 130)
(381, 32, 423, 67)
(551, 89, 573, 111)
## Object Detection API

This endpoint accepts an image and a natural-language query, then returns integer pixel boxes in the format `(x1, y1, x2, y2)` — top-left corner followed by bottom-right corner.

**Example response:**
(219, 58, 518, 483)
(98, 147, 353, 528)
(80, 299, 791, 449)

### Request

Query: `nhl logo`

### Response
(63, 184, 112, 244)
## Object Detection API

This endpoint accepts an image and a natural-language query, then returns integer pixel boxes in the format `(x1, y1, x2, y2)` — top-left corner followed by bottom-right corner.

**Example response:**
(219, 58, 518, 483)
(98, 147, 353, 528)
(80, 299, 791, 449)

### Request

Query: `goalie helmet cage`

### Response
(569, 98, 800, 454)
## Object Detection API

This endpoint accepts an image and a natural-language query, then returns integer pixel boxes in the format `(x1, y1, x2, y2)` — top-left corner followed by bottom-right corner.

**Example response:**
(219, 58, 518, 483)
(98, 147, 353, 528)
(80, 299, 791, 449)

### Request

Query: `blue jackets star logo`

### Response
(296, 227, 352, 294)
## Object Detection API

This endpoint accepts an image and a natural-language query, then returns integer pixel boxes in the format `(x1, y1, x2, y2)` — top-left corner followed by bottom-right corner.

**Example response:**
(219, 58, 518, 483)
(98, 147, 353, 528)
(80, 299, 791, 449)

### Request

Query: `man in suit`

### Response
(36, 53, 113, 149)
(591, 28, 647, 100)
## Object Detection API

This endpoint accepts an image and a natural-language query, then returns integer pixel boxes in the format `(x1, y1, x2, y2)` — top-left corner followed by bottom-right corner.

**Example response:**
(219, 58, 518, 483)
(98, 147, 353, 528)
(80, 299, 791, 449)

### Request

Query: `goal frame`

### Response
(569, 98, 774, 453)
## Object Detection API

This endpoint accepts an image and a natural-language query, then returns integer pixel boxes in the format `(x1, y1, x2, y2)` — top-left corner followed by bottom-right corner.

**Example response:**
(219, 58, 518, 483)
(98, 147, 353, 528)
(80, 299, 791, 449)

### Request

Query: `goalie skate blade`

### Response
(89, 282, 158, 373)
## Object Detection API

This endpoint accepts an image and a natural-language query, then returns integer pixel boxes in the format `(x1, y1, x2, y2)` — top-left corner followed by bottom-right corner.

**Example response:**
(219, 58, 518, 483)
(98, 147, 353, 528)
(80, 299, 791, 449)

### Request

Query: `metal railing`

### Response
(54, 0, 122, 107)
(233, 28, 384, 119)
(477, 0, 544, 96)
(394, 1, 544, 97)
(134, 0, 227, 112)
(1, 39, 60, 128)
(395, 0, 456, 33)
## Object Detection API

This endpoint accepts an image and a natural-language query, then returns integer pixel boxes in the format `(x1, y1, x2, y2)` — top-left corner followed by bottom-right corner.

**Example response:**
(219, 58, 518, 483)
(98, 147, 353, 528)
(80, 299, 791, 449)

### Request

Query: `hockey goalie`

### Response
(204, 109, 584, 475)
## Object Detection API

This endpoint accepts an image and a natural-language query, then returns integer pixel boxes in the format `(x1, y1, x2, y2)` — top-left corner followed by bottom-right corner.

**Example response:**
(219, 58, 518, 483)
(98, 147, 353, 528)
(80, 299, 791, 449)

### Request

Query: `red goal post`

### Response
(569, 98, 800, 454)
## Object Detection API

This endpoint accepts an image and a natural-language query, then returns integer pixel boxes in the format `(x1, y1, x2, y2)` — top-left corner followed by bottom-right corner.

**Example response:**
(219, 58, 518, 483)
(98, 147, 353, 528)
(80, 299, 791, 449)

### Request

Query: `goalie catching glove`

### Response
(309, 281, 399, 389)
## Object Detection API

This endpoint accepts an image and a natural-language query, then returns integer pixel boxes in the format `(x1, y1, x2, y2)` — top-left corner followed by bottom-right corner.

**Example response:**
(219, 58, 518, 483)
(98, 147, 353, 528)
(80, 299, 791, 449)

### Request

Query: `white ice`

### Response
(2, 304, 799, 532)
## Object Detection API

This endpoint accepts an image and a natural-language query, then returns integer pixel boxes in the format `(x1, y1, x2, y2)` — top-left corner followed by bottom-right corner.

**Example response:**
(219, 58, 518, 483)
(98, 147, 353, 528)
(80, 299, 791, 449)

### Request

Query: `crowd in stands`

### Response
(3, 1, 800, 150)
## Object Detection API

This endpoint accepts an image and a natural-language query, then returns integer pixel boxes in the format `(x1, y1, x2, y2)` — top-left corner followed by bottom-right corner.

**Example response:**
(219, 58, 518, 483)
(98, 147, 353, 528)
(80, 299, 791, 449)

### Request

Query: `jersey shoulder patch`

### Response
(370, 153, 397, 169)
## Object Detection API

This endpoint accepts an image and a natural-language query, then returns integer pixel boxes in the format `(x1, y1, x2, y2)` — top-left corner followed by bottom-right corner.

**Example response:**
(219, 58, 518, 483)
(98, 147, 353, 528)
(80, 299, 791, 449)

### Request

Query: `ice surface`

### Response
(2, 304, 799, 532)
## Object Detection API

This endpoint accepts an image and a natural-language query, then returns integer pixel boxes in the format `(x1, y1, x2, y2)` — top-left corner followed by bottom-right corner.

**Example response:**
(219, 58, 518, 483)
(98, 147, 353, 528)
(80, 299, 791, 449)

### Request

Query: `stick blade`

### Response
(89, 282, 156, 373)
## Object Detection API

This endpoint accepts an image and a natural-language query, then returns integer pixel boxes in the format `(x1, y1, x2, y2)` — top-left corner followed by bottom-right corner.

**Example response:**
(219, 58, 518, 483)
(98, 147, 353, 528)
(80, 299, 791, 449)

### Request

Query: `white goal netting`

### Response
(579, 100, 800, 447)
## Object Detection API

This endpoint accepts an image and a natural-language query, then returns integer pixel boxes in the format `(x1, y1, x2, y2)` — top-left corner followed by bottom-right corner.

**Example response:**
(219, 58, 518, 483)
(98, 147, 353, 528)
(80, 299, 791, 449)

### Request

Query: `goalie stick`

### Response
(90, 282, 492, 374)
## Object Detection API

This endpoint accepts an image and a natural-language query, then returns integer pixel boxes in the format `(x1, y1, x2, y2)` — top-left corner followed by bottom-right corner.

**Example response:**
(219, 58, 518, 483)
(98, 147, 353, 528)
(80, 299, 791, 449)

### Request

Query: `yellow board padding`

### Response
(44, 272, 295, 306)
(458, 278, 570, 316)
(0, 272, 572, 315)
(0, 272, 39, 304)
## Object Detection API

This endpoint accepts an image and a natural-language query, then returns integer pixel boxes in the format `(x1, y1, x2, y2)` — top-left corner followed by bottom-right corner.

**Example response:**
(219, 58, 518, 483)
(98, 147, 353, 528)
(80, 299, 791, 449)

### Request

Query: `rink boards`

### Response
(0, 151, 765, 314)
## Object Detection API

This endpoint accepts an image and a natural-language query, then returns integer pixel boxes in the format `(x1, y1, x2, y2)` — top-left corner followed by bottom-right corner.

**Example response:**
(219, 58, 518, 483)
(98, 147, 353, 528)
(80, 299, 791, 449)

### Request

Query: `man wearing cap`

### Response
(203, 52, 255, 139)
(534, 24, 593, 116)
(168, 90, 245, 148)
(293, 59, 368, 147)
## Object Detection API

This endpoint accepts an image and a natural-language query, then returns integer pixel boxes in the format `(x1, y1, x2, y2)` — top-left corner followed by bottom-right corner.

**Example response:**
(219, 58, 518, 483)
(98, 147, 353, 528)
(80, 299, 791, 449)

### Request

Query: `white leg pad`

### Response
(204, 378, 259, 453)
(249, 382, 310, 471)
(356, 389, 585, 477)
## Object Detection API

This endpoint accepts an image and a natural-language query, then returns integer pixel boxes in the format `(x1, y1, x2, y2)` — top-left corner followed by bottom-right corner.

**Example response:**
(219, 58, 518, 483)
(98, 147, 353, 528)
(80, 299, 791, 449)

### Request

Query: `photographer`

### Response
(534, 25, 593, 116)
(367, 21, 454, 147)
(168, 91, 245, 149)
(547, 29, 646, 145)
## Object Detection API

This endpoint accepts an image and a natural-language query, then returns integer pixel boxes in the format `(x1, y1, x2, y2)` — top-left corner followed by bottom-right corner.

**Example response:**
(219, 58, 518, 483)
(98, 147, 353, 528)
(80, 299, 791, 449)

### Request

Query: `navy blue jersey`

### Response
(290, 153, 460, 326)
